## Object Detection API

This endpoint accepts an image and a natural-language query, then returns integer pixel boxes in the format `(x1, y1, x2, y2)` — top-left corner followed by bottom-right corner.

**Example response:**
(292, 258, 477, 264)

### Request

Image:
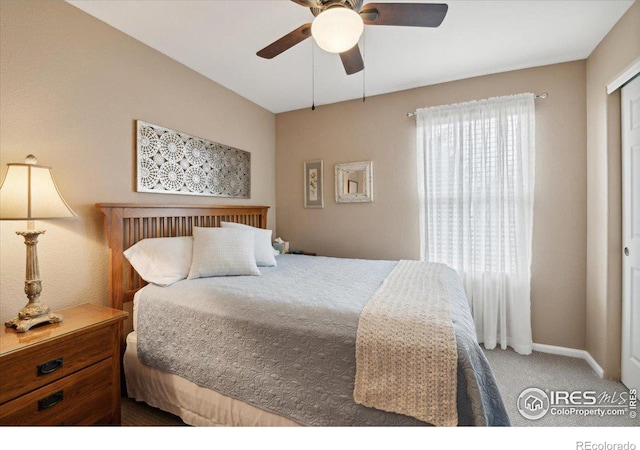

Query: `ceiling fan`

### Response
(257, 0, 448, 75)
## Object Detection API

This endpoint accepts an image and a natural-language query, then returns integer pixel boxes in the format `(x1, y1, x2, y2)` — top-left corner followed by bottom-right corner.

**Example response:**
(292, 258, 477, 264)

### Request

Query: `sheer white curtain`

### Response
(416, 93, 535, 355)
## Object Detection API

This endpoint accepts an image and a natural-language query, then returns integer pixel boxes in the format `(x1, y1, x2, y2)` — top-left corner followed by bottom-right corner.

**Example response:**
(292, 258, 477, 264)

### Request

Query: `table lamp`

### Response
(0, 154, 77, 332)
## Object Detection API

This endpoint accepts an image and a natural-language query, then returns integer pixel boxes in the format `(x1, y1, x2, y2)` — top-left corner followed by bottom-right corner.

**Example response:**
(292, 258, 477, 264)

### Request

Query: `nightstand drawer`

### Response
(0, 324, 114, 404)
(0, 358, 114, 425)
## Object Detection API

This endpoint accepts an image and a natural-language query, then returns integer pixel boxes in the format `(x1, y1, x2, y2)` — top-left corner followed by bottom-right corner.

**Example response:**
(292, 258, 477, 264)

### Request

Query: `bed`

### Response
(96, 203, 509, 427)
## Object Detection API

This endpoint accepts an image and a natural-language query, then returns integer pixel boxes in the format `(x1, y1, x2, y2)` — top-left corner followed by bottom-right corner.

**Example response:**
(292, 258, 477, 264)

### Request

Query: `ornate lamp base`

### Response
(5, 310, 63, 333)
(4, 229, 63, 333)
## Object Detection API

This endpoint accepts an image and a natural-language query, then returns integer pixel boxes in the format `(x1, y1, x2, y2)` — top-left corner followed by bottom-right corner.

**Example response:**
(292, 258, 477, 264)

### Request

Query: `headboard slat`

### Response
(96, 203, 270, 311)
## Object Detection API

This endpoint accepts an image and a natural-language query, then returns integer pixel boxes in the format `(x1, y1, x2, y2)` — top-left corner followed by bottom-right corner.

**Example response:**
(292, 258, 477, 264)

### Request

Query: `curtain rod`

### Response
(406, 92, 548, 118)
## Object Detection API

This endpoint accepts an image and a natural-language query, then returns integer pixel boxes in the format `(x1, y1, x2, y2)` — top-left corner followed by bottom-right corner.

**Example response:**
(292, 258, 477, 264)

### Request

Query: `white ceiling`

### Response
(67, 0, 634, 114)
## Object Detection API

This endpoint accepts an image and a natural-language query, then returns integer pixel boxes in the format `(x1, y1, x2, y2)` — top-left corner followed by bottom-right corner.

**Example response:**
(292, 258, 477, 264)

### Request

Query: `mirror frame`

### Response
(335, 161, 373, 203)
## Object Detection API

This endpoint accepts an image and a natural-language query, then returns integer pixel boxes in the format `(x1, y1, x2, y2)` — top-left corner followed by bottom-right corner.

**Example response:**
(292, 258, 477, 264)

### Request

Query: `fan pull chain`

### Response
(362, 28, 366, 103)
(311, 40, 316, 111)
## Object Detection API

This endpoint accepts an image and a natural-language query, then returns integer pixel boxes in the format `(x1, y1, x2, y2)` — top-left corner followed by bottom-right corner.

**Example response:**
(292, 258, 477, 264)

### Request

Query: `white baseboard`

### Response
(532, 343, 604, 378)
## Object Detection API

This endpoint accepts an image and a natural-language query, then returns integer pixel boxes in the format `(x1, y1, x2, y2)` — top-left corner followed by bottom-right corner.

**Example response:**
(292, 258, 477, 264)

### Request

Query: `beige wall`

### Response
(585, 0, 640, 379)
(0, 1, 276, 324)
(277, 61, 588, 350)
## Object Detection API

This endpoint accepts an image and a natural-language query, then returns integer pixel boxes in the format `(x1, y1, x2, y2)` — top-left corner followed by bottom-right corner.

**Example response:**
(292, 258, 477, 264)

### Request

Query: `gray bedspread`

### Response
(136, 254, 510, 426)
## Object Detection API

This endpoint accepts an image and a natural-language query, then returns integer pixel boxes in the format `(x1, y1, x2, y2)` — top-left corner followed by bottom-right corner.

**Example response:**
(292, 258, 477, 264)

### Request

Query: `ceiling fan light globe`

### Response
(311, 8, 364, 54)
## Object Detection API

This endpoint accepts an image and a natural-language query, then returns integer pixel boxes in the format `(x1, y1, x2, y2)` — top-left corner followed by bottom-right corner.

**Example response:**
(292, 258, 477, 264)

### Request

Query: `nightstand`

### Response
(0, 304, 127, 425)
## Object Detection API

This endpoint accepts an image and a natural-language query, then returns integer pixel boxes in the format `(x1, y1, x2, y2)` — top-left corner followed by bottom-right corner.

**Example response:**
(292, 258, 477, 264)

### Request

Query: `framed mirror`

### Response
(335, 161, 373, 203)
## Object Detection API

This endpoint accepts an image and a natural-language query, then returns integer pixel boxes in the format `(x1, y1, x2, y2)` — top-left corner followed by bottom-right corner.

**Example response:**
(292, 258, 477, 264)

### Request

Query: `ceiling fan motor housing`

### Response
(311, 0, 364, 16)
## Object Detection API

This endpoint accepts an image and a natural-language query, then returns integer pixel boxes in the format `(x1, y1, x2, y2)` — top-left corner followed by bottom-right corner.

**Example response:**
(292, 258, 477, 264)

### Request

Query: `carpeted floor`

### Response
(483, 347, 639, 427)
(121, 397, 185, 426)
(121, 348, 639, 427)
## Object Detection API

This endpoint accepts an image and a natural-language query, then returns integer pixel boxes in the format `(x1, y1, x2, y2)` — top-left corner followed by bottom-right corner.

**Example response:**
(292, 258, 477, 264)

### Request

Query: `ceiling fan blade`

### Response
(290, 0, 318, 7)
(340, 44, 364, 75)
(360, 3, 448, 27)
(257, 23, 312, 59)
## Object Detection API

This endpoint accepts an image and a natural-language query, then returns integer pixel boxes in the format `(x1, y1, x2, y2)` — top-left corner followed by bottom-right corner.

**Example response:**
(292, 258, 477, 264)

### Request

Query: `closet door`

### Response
(621, 74, 640, 391)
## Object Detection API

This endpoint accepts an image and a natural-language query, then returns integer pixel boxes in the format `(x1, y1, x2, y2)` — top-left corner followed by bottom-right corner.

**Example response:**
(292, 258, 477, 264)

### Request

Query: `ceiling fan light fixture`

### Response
(311, 7, 364, 54)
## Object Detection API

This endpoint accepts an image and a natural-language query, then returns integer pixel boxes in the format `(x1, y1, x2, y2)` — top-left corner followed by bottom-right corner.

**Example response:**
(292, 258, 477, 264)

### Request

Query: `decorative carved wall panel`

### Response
(136, 120, 250, 198)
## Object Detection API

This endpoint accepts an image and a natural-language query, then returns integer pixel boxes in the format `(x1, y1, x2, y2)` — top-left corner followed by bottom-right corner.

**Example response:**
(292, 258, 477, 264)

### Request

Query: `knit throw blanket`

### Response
(353, 260, 458, 426)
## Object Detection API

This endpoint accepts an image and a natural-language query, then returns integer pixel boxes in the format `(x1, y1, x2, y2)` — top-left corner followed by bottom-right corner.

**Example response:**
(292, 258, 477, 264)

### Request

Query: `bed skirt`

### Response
(124, 332, 298, 427)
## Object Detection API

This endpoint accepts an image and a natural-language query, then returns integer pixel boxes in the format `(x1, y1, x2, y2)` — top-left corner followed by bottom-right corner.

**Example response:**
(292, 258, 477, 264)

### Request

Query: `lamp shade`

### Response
(311, 7, 364, 54)
(0, 155, 76, 220)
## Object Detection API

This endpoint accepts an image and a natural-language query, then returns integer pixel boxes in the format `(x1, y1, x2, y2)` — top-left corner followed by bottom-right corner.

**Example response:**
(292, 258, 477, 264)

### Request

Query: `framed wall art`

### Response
(136, 120, 250, 198)
(304, 160, 324, 208)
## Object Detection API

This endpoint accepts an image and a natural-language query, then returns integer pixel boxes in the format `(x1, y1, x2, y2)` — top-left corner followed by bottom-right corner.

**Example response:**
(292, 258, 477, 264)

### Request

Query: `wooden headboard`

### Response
(96, 203, 269, 311)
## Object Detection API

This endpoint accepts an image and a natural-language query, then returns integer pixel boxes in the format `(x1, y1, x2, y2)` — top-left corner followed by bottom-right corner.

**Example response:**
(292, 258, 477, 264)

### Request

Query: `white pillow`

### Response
(220, 221, 277, 267)
(187, 227, 260, 279)
(123, 236, 193, 286)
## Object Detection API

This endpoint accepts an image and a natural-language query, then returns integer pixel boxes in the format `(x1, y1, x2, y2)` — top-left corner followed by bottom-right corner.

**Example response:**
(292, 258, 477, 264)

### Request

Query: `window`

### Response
(416, 93, 535, 354)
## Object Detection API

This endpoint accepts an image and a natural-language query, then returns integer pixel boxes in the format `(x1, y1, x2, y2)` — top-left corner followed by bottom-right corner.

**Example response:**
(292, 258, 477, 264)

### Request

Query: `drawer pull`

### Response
(38, 390, 64, 411)
(37, 357, 63, 375)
